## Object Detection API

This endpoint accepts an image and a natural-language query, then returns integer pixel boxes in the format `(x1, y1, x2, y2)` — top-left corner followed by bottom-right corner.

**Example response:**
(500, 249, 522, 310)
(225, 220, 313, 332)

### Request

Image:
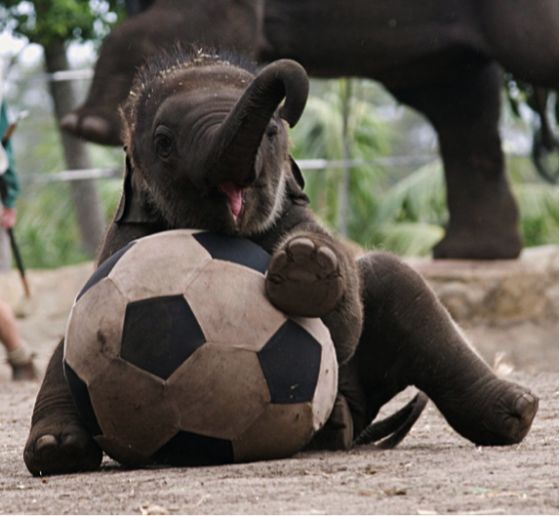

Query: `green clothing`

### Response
(0, 102, 20, 208)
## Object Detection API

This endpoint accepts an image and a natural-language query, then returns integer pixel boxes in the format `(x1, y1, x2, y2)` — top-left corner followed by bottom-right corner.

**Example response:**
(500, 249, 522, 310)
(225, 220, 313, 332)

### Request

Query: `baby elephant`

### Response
(24, 48, 538, 475)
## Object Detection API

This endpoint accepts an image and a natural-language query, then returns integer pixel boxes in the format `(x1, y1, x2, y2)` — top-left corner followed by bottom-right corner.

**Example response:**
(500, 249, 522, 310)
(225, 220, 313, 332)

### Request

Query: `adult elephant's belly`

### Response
(260, 0, 484, 88)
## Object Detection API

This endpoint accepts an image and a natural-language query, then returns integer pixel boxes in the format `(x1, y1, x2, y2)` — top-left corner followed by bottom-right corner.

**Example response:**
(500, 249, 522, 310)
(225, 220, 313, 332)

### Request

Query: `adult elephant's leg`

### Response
(23, 340, 102, 476)
(60, 19, 148, 146)
(476, 0, 558, 88)
(354, 252, 538, 445)
(391, 61, 522, 259)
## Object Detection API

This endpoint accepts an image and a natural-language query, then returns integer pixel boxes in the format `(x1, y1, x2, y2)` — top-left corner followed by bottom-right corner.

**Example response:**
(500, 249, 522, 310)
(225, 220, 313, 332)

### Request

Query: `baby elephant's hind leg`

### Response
(23, 341, 102, 476)
(355, 252, 538, 446)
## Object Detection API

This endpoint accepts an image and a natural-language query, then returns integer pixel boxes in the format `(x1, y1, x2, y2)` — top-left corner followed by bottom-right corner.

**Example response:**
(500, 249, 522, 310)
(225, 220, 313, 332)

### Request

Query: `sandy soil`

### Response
(0, 264, 557, 515)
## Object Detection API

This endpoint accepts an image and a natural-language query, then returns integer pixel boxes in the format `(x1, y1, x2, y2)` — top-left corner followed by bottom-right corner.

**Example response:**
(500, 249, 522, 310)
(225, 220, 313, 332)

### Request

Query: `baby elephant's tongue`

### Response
(219, 181, 244, 221)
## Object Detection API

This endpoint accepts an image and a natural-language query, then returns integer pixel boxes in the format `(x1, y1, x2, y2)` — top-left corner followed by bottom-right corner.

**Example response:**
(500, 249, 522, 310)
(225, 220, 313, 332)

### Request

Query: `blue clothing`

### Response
(0, 102, 20, 208)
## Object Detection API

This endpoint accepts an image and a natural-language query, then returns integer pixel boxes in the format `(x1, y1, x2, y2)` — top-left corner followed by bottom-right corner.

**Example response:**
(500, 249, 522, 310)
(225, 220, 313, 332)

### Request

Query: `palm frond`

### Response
(513, 182, 558, 218)
(376, 222, 444, 256)
(377, 161, 446, 224)
(513, 182, 559, 245)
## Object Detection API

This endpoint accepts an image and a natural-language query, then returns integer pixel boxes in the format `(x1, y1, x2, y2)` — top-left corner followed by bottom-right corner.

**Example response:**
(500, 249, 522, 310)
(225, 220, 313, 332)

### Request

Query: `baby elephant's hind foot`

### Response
(24, 412, 102, 476)
(440, 377, 538, 446)
(266, 236, 343, 317)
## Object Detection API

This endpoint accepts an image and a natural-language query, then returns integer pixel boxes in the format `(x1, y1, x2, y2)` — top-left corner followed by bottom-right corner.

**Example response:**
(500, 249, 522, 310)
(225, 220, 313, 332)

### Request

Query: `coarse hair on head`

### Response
(119, 43, 257, 148)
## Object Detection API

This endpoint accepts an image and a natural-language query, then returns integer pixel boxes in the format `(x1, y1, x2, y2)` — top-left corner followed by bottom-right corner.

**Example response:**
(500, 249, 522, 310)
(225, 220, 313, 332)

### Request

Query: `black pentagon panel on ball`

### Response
(63, 362, 102, 437)
(258, 320, 322, 404)
(77, 242, 136, 301)
(153, 430, 234, 466)
(121, 295, 205, 379)
(193, 232, 270, 274)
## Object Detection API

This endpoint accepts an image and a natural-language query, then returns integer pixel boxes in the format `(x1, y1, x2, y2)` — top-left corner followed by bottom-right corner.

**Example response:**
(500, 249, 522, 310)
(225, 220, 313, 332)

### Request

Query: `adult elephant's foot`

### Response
(435, 376, 538, 446)
(24, 410, 102, 476)
(60, 109, 121, 146)
(266, 236, 344, 317)
(433, 225, 522, 260)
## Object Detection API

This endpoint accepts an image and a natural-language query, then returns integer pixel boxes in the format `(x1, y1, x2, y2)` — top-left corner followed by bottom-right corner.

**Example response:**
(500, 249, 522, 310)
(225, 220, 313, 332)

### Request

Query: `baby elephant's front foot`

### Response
(266, 236, 343, 317)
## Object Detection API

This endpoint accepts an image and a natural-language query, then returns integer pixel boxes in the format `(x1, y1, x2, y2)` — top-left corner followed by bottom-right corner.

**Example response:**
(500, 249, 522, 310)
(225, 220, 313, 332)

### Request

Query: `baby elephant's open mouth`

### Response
(219, 181, 245, 222)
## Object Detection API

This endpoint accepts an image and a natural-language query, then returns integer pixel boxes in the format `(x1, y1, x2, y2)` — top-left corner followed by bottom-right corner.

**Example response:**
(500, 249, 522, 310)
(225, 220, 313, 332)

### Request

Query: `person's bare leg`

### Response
(0, 299, 37, 381)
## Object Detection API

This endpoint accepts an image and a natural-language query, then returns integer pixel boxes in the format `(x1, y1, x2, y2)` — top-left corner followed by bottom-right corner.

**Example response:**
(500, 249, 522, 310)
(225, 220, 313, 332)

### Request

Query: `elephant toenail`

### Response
(62, 433, 83, 449)
(82, 115, 111, 137)
(271, 251, 288, 269)
(288, 237, 315, 255)
(515, 393, 537, 414)
(317, 246, 338, 270)
(35, 435, 58, 452)
(60, 112, 79, 132)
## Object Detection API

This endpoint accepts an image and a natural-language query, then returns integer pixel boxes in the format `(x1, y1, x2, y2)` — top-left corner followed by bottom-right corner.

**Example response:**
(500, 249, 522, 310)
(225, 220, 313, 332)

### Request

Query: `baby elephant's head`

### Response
(120, 48, 309, 235)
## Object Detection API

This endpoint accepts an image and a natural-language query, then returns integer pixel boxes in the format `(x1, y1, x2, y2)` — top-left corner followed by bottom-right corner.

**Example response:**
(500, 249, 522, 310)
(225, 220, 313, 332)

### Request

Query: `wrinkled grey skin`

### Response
(61, 0, 558, 260)
(24, 52, 539, 476)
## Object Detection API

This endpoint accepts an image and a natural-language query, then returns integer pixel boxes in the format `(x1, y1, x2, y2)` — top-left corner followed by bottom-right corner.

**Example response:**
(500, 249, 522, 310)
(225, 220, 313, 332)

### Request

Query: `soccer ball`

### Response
(64, 230, 338, 467)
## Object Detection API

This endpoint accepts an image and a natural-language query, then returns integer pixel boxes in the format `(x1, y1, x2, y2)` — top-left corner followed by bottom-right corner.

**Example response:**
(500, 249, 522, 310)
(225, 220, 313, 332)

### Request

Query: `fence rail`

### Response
(24, 152, 535, 184)
(25, 156, 438, 183)
(5, 68, 538, 184)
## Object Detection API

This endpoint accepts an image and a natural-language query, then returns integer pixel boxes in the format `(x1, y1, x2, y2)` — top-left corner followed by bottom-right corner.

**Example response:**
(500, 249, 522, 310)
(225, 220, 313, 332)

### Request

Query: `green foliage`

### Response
(376, 161, 446, 226)
(0, 0, 126, 46)
(374, 162, 446, 255)
(291, 79, 390, 247)
(16, 178, 121, 269)
(16, 182, 87, 268)
(377, 222, 444, 256)
(514, 182, 559, 246)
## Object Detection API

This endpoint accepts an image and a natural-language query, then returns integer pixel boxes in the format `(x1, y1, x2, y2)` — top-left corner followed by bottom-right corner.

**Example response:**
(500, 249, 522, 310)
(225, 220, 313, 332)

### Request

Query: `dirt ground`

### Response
(0, 263, 558, 515)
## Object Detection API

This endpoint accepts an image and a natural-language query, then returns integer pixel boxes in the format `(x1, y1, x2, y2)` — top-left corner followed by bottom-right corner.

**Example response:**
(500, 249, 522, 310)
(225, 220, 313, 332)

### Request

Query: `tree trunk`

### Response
(337, 79, 352, 237)
(43, 40, 105, 258)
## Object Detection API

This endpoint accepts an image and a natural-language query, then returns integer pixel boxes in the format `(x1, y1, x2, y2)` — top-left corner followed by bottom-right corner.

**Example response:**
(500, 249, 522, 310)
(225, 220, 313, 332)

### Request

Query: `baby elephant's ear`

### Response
(115, 154, 161, 225)
(289, 156, 305, 189)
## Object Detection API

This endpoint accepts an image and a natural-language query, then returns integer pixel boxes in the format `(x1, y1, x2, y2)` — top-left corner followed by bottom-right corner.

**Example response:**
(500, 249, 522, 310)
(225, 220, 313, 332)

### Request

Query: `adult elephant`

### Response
(61, 0, 559, 259)
(260, 0, 558, 259)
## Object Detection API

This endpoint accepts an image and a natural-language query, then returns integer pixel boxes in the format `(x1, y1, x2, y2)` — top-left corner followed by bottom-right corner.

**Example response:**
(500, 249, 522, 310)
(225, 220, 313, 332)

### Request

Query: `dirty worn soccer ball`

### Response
(63, 229, 337, 467)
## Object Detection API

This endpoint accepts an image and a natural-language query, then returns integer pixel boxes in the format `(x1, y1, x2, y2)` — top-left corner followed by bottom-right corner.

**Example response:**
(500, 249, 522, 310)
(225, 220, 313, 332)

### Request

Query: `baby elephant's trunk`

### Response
(206, 59, 309, 187)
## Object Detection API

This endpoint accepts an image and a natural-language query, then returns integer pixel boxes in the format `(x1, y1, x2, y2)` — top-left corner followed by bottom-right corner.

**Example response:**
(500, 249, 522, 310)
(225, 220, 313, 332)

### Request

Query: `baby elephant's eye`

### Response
(154, 126, 174, 160)
(266, 122, 279, 139)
